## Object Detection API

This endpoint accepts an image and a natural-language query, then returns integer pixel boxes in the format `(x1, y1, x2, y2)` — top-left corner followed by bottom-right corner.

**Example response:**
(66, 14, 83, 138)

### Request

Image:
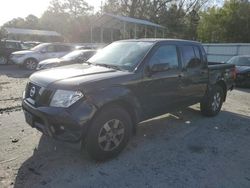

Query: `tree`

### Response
(197, 0, 250, 42)
(2, 15, 39, 29)
(48, 0, 93, 17)
(39, 0, 93, 41)
(0, 27, 6, 39)
(64, 0, 93, 17)
(3, 17, 26, 28)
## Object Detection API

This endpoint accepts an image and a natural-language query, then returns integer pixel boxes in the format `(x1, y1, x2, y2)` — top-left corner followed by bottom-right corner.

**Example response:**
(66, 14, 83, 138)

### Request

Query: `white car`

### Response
(10, 43, 74, 70)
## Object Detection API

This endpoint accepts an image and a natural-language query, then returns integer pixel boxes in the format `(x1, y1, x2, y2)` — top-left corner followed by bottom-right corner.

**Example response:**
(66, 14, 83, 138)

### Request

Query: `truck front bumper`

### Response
(22, 99, 96, 142)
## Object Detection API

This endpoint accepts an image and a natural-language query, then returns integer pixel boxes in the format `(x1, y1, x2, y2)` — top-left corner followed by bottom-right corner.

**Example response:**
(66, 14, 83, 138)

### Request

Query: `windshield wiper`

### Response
(94, 63, 123, 71)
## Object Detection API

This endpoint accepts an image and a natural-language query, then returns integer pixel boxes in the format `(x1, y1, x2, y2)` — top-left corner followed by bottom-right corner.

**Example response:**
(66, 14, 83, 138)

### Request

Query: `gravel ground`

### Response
(0, 65, 32, 112)
(0, 65, 250, 188)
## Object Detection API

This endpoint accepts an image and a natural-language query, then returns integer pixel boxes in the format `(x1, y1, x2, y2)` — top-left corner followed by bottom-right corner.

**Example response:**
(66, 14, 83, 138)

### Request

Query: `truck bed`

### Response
(208, 62, 235, 90)
(208, 62, 235, 70)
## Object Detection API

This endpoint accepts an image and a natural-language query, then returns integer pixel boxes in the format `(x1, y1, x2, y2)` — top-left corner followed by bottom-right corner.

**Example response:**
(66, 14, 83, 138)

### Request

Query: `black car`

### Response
(22, 39, 235, 161)
(0, 40, 24, 64)
(228, 55, 250, 87)
(36, 49, 97, 70)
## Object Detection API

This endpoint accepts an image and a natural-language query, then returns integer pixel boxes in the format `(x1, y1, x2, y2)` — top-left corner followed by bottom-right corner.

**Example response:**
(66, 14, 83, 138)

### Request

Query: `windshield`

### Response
(31, 43, 49, 51)
(88, 41, 154, 71)
(228, 56, 250, 66)
(61, 50, 83, 60)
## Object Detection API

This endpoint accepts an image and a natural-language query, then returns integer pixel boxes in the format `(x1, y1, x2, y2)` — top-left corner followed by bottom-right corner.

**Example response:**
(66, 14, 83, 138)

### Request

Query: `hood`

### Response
(39, 58, 61, 65)
(12, 50, 34, 55)
(236, 66, 250, 74)
(30, 64, 130, 88)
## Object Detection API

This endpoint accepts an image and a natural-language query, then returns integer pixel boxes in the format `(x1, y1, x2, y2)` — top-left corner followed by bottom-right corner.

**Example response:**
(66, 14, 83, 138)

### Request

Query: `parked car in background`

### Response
(74, 43, 107, 50)
(22, 41, 41, 50)
(37, 49, 97, 70)
(227, 55, 250, 87)
(22, 39, 235, 161)
(0, 39, 24, 64)
(10, 43, 75, 70)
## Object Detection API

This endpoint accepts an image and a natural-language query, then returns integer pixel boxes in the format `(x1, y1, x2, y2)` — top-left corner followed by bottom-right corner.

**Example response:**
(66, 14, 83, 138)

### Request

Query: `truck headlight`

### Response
(50, 90, 84, 107)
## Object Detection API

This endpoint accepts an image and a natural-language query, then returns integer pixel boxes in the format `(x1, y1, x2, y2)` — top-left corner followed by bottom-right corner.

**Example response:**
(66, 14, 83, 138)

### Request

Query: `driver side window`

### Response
(149, 45, 179, 69)
(46, 45, 56, 53)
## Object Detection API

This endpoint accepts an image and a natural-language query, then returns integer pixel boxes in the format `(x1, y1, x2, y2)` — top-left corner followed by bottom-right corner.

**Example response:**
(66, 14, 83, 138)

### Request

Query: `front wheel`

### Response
(84, 105, 132, 161)
(24, 58, 38, 70)
(200, 85, 224, 117)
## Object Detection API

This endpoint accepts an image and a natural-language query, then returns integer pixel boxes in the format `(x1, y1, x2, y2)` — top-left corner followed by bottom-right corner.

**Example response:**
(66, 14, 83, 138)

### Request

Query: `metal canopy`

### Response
(4, 27, 61, 37)
(91, 13, 165, 43)
(95, 13, 165, 29)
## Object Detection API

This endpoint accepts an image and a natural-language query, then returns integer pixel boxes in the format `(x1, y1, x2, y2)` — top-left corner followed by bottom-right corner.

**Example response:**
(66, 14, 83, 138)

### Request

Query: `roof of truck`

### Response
(118, 38, 201, 45)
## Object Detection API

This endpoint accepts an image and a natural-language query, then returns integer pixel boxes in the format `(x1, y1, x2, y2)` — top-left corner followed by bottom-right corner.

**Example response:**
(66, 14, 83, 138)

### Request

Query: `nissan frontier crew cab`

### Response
(22, 39, 235, 161)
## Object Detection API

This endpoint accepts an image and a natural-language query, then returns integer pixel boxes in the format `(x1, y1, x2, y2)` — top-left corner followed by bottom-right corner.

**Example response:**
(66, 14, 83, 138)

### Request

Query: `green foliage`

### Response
(0, 27, 6, 39)
(198, 0, 250, 42)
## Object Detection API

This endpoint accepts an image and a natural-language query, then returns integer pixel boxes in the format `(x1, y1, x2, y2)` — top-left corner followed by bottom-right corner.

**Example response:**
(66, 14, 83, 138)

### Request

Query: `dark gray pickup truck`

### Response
(22, 39, 235, 161)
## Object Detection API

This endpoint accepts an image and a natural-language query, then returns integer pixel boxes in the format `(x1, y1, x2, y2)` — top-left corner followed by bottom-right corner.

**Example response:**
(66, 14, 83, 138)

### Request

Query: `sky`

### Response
(0, 0, 102, 26)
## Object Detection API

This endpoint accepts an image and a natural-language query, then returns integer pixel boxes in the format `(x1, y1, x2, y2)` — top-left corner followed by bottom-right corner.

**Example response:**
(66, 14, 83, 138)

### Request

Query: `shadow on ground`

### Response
(0, 65, 33, 78)
(14, 108, 250, 188)
(236, 87, 250, 93)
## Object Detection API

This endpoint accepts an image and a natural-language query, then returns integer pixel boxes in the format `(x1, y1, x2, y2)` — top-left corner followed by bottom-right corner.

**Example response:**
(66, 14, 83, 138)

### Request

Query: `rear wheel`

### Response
(84, 105, 132, 161)
(0, 56, 8, 65)
(24, 58, 38, 70)
(200, 85, 224, 117)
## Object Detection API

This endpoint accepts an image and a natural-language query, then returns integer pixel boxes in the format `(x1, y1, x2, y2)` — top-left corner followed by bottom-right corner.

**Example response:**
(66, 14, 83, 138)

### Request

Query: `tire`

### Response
(24, 58, 38, 70)
(0, 56, 8, 65)
(84, 105, 132, 161)
(200, 85, 224, 117)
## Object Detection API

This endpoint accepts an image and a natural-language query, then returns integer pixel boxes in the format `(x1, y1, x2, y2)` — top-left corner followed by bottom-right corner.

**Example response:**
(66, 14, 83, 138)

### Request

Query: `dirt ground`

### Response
(0, 65, 250, 188)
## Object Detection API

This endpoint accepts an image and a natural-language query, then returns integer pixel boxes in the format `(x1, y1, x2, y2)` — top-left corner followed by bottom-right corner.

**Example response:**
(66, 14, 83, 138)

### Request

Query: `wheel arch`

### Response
(24, 57, 38, 63)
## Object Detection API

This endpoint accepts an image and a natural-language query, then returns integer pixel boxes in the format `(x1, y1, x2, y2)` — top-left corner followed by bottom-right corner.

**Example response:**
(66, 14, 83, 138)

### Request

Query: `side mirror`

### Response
(151, 63, 170, 73)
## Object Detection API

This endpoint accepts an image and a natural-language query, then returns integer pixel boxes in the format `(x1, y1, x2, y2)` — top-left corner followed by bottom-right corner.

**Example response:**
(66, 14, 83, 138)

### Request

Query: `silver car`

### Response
(36, 50, 97, 70)
(10, 43, 74, 70)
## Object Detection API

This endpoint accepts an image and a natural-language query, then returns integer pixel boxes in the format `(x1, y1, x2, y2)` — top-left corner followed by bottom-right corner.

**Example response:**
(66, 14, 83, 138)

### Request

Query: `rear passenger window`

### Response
(46, 45, 56, 52)
(56, 45, 72, 52)
(149, 45, 179, 69)
(181, 45, 202, 68)
(5, 42, 17, 49)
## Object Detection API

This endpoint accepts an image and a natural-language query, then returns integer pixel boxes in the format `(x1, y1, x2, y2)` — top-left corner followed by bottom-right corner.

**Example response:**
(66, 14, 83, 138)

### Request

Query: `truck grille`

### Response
(25, 82, 52, 107)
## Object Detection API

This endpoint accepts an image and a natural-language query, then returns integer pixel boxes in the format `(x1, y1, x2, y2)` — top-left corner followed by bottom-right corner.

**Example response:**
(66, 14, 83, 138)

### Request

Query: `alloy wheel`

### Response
(211, 92, 221, 112)
(26, 60, 37, 70)
(98, 119, 125, 151)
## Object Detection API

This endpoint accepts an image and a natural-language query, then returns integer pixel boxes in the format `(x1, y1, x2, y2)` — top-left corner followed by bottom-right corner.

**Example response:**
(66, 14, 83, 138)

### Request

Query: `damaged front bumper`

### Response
(22, 99, 96, 143)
